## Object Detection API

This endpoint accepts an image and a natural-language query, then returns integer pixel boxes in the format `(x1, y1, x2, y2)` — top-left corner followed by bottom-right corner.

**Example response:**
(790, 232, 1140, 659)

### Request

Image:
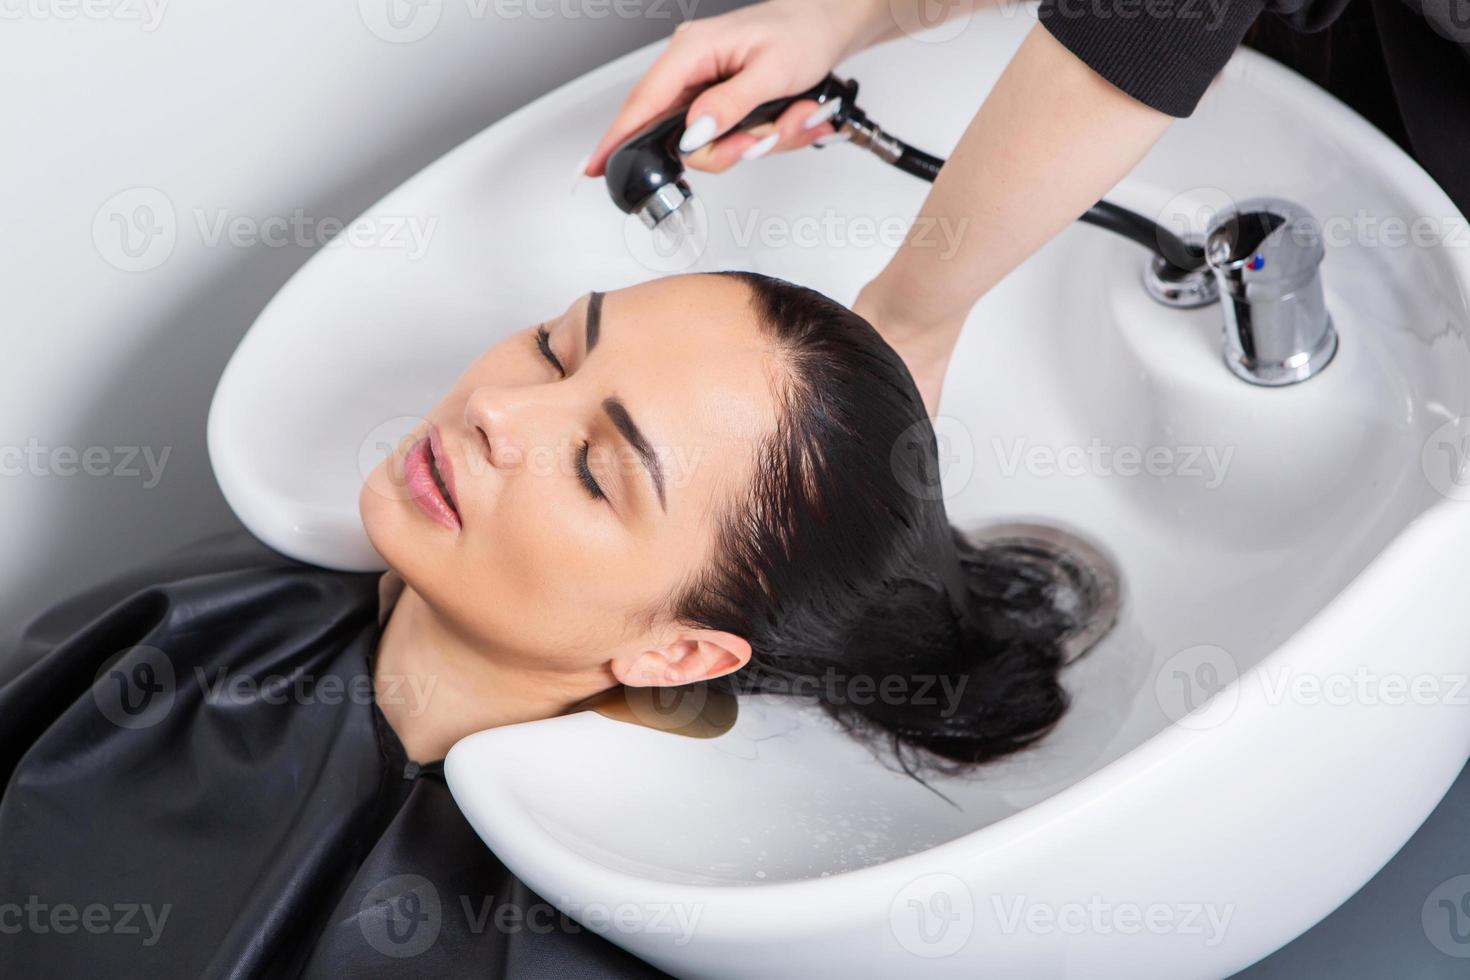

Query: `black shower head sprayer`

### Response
(604, 73, 859, 230)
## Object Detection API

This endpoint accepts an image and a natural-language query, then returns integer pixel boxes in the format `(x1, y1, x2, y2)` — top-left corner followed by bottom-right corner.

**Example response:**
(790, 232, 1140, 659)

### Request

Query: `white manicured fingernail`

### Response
(803, 98, 843, 130)
(741, 132, 780, 160)
(570, 153, 589, 194)
(812, 133, 846, 147)
(679, 114, 717, 153)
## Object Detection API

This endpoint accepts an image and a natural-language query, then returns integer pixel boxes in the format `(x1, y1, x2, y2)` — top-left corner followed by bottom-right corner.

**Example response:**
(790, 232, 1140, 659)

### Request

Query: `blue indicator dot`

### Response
(1248, 254, 1265, 270)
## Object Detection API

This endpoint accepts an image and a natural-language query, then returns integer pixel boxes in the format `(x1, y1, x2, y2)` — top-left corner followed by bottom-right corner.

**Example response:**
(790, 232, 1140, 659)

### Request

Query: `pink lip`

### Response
(403, 431, 461, 532)
(427, 422, 458, 505)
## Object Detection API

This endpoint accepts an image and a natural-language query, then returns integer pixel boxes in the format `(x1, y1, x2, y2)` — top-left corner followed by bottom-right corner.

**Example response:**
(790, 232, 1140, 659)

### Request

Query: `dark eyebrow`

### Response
(602, 396, 666, 513)
(585, 291, 603, 353)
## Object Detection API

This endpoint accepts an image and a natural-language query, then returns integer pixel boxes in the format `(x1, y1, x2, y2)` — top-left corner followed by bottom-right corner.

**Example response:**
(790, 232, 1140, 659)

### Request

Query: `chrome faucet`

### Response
(1144, 197, 1337, 386)
(1203, 198, 1337, 386)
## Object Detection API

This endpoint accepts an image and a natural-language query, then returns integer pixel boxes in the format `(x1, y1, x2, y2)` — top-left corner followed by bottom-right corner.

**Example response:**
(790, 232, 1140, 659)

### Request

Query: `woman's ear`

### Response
(611, 629, 751, 688)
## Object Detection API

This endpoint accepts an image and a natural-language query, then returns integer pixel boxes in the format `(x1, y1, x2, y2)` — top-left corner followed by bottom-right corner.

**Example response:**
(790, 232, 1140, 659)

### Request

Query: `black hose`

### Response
(894, 144, 943, 182)
(888, 138, 1204, 274)
(1082, 200, 1203, 273)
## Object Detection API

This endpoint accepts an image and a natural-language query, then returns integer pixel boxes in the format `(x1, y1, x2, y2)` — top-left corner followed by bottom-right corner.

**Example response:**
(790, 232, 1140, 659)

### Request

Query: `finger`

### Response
(683, 123, 778, 173)
(681, 103, 835, 174)
(765, 99, 837, 153)
(677, 68, 797, 155)
(584, 35, 715, 177)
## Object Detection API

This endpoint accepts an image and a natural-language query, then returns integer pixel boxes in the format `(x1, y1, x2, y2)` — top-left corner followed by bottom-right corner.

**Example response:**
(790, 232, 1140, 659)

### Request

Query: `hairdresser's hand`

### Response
(853, 279, 962, 418)
(583, 0, 891, 177)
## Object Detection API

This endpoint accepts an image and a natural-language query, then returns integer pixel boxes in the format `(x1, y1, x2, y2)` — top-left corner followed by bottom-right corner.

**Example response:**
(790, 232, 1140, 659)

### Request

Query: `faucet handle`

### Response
(1205, 197, 1337, 386)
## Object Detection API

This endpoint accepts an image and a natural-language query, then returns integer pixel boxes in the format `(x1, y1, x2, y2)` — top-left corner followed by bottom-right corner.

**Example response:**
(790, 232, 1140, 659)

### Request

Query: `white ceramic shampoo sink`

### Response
(208, 8, 1470, 978)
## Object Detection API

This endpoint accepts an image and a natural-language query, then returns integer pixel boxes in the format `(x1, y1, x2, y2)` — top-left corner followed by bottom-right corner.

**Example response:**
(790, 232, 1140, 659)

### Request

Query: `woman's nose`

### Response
(462, 385, 559, 475)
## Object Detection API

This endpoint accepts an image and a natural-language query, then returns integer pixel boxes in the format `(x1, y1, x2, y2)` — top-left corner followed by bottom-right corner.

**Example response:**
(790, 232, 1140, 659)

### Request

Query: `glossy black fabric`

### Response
(0, 530, 670, 980)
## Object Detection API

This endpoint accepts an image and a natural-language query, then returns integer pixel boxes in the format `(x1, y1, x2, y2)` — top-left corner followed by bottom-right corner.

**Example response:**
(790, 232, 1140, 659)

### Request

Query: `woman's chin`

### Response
(359, 475, 422, 570)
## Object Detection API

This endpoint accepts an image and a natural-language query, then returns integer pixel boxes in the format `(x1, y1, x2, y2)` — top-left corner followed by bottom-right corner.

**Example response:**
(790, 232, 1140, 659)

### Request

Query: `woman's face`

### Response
(360, 273, 779, 685)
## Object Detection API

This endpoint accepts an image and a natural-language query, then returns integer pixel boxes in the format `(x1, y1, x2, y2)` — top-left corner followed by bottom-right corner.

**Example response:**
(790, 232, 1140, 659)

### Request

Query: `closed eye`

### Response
(535, 325, 565, 377)
(533, 324, 604, 504)
(576, 441, 605, 501)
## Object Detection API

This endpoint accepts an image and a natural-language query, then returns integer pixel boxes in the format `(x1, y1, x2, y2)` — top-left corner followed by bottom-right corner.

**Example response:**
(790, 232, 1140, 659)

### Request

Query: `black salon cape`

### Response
(0, 530, 670, 980)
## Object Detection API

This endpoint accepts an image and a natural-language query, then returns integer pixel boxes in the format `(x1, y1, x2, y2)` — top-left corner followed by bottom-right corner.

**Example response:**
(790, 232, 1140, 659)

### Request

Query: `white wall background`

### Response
(0, 0, 748, 630)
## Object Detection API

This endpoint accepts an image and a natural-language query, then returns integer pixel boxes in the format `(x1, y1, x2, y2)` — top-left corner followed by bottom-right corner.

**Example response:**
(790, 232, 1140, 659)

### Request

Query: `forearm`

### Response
(862, 22, 1175, 348)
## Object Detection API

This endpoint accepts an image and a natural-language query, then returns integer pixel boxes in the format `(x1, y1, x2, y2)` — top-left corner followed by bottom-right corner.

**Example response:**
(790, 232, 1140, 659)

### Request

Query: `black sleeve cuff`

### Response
(1037, 0, 1268, 117)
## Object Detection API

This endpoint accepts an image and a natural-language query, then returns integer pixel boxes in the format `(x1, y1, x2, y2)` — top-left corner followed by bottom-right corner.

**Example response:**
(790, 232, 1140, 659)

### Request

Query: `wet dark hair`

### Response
(666, 270, 1077, 781)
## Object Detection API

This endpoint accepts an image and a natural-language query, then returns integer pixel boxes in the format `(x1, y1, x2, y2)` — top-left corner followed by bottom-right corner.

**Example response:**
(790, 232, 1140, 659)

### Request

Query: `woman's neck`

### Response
(371, 583, 601, 763)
